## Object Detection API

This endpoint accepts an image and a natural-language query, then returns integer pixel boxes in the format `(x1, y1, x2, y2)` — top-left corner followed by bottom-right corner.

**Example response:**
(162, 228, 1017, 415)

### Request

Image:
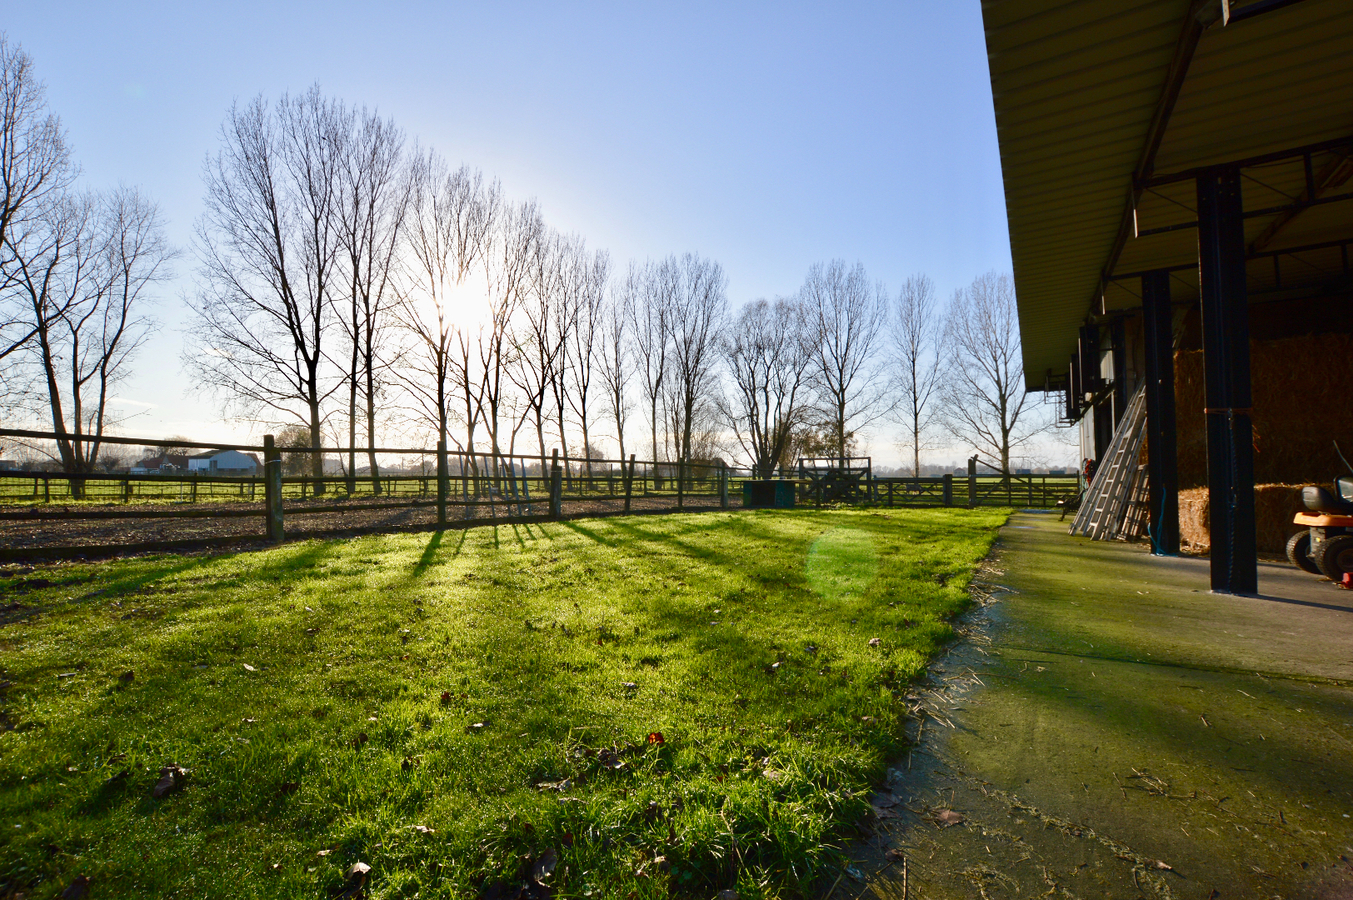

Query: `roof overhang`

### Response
(981, 0, 1353, 390)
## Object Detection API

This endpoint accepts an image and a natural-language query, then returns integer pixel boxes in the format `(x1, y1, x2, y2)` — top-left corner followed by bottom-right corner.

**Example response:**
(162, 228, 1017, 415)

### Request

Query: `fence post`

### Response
(549, 449, 563, 518)
(967, 456, 978, 508)
(624, 454, 636, 512)
(264, 434, 284, 542)
(436, 439, 448, 526)
(719, 462, 729, 509)
(123, 478, 132, 503)
(942, 473, 953, 507)
(191, 474, 198, 503)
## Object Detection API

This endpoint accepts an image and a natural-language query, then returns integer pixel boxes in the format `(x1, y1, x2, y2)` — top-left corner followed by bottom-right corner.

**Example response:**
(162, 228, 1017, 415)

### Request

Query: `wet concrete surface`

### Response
(850, 512, 1353, 900)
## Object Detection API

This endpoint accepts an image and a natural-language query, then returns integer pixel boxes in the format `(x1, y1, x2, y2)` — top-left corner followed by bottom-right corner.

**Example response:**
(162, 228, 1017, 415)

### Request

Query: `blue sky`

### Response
(5, 2, 1019, 459)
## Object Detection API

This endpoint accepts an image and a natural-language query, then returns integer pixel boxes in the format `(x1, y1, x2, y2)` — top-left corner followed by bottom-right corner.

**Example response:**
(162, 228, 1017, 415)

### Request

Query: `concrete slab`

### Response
(855, 511, 1353, 900)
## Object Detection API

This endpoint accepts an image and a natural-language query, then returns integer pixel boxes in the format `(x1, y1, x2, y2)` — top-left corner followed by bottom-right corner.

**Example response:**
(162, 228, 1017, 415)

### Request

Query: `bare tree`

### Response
(481, 199, 541, 472)
(395, 154, 498, 456)
(547, 234, 583, 474)
(597, 264, 636, 464)
(186, 88, 346, 491)
(800, 259, 890, 462)
(629, 259, 670, 472)
(666, 253, 727, 499)
(891, 274, 945, 476)
(942, 271, 1040, 474)
(512, 227, 566, 472)
(719, 297, 811, 477)
(567, 247, 609, 476)
(335, 105, 406, 491)
(8, 187, 169, 478)
(0, 34, 76, 406)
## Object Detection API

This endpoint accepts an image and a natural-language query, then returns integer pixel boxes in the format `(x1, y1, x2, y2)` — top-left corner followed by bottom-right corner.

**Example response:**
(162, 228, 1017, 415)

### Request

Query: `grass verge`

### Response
(0, 507, 1006, 899)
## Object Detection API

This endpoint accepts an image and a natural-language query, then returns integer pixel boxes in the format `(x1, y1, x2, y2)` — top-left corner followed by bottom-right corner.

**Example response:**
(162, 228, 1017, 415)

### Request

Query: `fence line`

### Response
(0, 427, 1079, 557)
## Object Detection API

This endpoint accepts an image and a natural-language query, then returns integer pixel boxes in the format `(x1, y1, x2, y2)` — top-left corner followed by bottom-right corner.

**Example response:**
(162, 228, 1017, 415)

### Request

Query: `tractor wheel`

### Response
(1312, 534, 1353, 581)
(1286, 531, 1321, 574)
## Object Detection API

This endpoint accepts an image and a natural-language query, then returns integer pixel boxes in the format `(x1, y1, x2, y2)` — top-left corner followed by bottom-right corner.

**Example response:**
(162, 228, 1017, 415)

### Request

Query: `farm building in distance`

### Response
(130, 454, 190, 474)
(187, 449, 261, 476)
(981, 0, 1352, 593)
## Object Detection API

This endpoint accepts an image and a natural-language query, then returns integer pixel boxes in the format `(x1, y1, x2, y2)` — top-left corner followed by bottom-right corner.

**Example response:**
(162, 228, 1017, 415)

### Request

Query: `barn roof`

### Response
(981, 0, 1353, 389)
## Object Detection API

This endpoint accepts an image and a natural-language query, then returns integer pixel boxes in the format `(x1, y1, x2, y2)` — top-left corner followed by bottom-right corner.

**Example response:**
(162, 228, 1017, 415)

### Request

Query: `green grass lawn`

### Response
(0, 507, 1006, 899)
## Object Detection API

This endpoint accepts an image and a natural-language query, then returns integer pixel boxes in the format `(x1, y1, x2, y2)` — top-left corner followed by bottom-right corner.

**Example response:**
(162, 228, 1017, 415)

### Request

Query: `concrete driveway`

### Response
(855, 511, 1353, 900)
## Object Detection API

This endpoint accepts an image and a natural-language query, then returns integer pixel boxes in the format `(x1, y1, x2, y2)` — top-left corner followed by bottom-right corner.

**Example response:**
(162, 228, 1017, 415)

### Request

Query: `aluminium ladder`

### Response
(1070, 385, 1148, 541)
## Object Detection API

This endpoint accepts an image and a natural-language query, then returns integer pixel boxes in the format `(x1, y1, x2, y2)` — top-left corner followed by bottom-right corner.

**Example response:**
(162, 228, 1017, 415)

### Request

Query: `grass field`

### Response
(0, 507, 1006, 899)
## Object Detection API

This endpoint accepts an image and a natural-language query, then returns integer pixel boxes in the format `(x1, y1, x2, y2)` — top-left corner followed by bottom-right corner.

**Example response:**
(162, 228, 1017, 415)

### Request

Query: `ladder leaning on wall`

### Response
(1070, 385, 1150, 541)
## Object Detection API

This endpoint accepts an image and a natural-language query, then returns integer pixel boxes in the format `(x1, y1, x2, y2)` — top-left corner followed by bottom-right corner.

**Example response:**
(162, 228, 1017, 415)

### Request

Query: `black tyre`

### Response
(1286, 530, 1321, 574)
(1312, 534, 1353, 581)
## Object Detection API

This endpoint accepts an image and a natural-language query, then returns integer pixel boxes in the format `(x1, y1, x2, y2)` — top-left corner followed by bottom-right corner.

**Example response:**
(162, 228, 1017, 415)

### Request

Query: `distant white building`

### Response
(187, 449, 261, 475)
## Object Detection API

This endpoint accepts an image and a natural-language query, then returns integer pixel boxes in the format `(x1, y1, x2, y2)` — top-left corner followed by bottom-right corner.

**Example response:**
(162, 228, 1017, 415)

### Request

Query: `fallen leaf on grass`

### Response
(934, 808, 964, 828)
(646, 731, 664, 745)
(338, 861, 371, 898)
(60, 874, 91, 899)
(1155, 860, 1174, 871)
(868, 638, 881, 648)
(152, 764, 188, 798)
(885, 848, 906, 862)
(535, 779, 571, 792)
(533, 847, 558, 882)
(412, 825, 435, 835)
(242, 663, 257, 672)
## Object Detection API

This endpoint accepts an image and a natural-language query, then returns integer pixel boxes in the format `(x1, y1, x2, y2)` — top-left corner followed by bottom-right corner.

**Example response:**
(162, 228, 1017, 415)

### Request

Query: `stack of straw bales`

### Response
(1177, 484, 1309, 555)
(1173, 333, 1353, 490)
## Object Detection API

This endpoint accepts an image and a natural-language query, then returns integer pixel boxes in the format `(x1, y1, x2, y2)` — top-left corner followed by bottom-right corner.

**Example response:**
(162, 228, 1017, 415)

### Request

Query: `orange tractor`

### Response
(1286, 475, 1353, 582)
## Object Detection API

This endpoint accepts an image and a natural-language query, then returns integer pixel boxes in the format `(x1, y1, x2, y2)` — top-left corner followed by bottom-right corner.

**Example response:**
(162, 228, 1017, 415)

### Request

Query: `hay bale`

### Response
(1174, 333, 1353, 490)
(1176, 483, 1309, 555)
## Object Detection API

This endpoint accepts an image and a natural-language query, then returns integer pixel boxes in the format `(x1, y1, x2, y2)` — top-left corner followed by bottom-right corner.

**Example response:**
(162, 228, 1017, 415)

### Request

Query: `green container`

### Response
(743, 480, 795, 509)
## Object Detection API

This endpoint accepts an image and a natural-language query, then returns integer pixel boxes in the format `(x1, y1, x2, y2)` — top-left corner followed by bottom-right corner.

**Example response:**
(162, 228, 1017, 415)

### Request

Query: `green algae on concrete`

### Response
(861, 511, 1353, 900)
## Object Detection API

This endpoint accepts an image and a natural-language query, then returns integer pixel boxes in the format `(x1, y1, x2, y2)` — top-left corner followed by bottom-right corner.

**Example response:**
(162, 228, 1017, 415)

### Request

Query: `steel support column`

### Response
(1197, 168, 1256, 594)
(1109, 318, 1127, 424)
(1141, 272, 1179, 555)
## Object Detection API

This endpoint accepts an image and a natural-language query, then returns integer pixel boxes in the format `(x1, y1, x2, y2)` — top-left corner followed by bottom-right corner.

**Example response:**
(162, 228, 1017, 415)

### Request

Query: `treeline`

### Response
(1, 38, 1048, 481)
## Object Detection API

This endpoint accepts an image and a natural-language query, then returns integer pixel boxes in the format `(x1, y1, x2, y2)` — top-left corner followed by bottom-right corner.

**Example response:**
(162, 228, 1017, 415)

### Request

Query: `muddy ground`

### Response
(0, 493, 734, 554)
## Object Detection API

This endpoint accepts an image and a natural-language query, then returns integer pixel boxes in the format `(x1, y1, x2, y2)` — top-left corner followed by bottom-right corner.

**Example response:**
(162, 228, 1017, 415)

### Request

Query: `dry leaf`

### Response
(532, 847, 558, 882)
(60, 875, 91, 900)
(413, 825, 435, 835)
(934, 808, 964, 827)
(152, 764, 188, 798)
(242, 663, 257, 672)
(646, 731, 665, 745)
(868, 638, 881, 647)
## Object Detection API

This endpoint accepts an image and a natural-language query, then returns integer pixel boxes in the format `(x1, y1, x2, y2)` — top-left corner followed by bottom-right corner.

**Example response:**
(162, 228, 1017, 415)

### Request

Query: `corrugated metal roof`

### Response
(982, 0, 1353, 389)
